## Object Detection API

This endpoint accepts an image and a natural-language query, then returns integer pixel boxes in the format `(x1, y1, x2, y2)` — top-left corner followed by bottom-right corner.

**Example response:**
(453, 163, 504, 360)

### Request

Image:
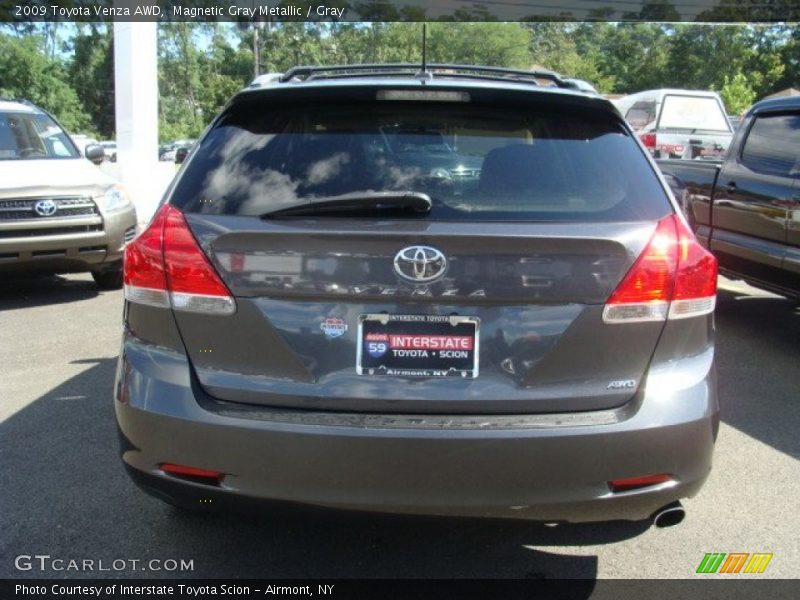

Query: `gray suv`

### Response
(116, 65, 719, 526)
(0, 100, 136, 289)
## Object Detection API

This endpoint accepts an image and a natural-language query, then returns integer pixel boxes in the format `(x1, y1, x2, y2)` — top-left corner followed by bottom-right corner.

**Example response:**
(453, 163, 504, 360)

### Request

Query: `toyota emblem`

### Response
(393, 245, 447, 283)
(34, 199, 58, 217)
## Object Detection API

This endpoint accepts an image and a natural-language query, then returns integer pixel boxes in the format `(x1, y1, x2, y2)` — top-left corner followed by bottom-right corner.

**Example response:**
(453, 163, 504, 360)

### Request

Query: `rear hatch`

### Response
(159, 85, 675, 414)
(654, 94, 733, 159)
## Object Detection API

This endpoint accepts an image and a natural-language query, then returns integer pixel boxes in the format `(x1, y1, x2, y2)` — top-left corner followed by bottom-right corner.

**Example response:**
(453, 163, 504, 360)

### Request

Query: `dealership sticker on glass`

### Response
(320, 317, 348, 338)
(357, 314, 479, 378)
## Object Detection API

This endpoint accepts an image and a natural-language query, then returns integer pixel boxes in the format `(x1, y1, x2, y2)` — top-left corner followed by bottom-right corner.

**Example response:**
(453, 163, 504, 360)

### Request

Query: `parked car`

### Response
(160, 139, 194, 162)
(174, 142, 194, 164)
(116, 64, 719, 526)
(159, 143, 175, 161)
(613, 89, 734, 160)
(658, 95, 800, 299)
(159, 145, 177, 162)
(380, 126, 482, 181)
(100, 140, 117, 162)
(0, 100, 136, 288)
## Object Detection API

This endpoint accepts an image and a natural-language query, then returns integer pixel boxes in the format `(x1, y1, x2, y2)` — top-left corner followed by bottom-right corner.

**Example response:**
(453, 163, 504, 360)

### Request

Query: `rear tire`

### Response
(91, 262, 123, 290)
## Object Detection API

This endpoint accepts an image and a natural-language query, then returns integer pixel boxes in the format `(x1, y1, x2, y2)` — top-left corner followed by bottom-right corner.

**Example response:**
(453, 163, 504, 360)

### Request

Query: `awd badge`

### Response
(320, 318, 348, 338)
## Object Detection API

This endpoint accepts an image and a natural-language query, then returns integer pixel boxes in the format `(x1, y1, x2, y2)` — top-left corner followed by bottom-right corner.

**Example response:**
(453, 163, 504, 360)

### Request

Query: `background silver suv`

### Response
(0, 100, 136, 289)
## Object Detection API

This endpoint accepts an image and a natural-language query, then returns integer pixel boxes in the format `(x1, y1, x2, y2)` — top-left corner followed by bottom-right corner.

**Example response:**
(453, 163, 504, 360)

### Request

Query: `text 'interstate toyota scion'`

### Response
(115, 65, 719, 525)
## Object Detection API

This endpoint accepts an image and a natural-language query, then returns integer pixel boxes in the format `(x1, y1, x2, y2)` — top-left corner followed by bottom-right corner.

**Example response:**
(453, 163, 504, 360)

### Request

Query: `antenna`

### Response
(416, 24, 432, 82)
(422, 24, 427, 73)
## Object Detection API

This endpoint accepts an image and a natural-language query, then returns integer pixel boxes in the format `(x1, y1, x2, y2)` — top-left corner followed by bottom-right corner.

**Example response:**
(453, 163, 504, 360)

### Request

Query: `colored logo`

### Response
(364, 333, 389, 358)
(393, 245, 447, 283)
(320, 318, 347, 338)
(696, 552, 773, 574)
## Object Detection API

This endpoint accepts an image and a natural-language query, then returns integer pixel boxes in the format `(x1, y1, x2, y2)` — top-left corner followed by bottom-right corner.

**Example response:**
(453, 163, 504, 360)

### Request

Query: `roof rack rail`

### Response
(278, 64, 570, 88)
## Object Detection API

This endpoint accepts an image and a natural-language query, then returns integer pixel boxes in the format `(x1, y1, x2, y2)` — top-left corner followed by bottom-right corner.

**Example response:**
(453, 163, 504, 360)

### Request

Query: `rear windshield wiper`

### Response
(261, 191, 432, 218)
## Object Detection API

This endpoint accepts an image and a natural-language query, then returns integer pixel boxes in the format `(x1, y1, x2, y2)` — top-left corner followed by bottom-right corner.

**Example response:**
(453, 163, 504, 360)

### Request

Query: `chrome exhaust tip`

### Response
(652, 501, 685, 528)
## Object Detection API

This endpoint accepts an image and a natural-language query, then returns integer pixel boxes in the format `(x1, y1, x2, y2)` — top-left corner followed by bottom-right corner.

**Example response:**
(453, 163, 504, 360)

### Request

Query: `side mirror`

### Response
(85, 144, 105, 165)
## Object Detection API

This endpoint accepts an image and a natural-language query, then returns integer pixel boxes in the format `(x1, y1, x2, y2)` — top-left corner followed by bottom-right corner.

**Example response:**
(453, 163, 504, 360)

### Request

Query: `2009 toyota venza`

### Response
(115, 65, 719, 526)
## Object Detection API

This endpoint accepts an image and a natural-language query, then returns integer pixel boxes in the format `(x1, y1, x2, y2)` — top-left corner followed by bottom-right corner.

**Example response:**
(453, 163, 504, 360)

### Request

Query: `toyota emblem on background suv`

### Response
(393, 245, 448, 282)
(33, 199, 58, 217)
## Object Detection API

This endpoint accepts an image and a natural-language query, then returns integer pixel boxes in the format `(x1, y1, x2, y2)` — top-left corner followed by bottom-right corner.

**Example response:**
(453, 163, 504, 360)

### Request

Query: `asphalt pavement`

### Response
(1, 274, 798, 581)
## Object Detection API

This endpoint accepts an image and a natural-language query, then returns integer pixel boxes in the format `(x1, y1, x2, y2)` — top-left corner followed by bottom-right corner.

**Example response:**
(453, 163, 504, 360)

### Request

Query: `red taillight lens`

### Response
(162, 207, 236, 314)
(604, 214, 717, 323)
(123, 204, 235, 315)
(609, 474, 673, 493)
(640, 133, 656, 149)
(160, 463, 224, 485)
(123, 206, 170, 308)
(670, 216, 718, 319)
(608, 217, 678, 305)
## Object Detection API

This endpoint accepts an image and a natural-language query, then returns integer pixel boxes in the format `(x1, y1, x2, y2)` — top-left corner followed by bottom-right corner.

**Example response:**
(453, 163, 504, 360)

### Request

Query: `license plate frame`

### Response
(356, 314, 480, 378)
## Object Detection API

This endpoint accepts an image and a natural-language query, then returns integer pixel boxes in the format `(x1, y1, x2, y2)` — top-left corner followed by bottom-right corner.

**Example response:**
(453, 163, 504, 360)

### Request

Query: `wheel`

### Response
(91, 262, 123, 290)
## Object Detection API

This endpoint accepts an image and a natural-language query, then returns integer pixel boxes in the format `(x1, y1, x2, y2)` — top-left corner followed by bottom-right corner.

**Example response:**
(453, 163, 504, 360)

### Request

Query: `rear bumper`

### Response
(115, 335, 718, 523)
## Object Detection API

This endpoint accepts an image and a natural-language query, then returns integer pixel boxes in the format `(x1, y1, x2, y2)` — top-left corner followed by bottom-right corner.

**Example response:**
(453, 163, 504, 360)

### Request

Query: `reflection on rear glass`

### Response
(172, 102, 670, 222)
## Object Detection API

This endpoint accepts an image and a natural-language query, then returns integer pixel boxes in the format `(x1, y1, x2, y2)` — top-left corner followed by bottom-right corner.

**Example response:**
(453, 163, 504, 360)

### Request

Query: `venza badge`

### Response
(393, 245, 447, 283)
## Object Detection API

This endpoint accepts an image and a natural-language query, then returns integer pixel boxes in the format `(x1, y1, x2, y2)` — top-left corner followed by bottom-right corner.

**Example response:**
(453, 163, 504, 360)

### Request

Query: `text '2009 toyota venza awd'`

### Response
(115, 65, 719, 527)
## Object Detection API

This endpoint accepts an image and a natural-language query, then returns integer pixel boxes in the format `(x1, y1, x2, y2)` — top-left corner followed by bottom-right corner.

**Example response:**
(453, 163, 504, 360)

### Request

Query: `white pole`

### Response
(113, 21, 162, 227)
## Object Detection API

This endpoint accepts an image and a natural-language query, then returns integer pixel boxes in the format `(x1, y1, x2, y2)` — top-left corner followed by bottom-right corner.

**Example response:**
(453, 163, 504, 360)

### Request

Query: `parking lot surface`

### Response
(1, 274, 798, 579)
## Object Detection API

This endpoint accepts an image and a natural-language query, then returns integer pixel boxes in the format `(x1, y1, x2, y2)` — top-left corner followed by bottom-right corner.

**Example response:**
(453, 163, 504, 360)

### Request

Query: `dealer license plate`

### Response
(356, 314, 479, 378)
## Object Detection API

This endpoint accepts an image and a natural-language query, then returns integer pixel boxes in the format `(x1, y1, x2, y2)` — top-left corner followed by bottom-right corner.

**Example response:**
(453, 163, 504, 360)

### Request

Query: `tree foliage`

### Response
(0, 23, 798, 142)
(717, 72, 757, 115)
(0, 33, 90, 132)
(69, 25, 115, 138)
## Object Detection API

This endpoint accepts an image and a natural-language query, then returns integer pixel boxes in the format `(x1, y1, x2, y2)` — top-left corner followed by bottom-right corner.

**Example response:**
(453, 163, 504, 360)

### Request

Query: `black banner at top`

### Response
(1, 0, 799, 23)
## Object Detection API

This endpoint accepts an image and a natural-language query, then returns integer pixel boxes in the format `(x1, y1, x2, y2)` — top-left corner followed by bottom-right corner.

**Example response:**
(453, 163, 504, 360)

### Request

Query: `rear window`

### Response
(659, 95, 731, 133)
(171, 99, 670, 222)
(740, 113, 800, 178)
(625, 101, 657, 131)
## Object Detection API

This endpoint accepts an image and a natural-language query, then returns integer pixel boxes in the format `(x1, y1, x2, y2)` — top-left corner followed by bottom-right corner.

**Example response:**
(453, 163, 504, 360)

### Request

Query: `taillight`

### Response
(160, 463, 224, 486)
(122, 206, 170, 308)
(123, 204, 236, 315)
(669, 217, 718, 319)
(608, 474, 674, 493)
(640, 133, 656, 149)
(603, 214, 717, 324)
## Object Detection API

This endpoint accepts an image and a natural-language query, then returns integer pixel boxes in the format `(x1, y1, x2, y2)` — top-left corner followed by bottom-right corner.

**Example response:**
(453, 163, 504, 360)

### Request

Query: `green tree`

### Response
(0, 33, 90, 133)
(197, 25, 252, 124)
(748, 25, 791, 98)
(427, 23, 531, 67)
(717, 72, 757, 115)
(662, 25, 752, 91)
(69, 25, 115, 139)
(158, 23, 205, 141)
(774, 27, 800, 95)
(526, 23, 614, 91)
(260, 23, 328, 72)
(594, 23, 670, 93)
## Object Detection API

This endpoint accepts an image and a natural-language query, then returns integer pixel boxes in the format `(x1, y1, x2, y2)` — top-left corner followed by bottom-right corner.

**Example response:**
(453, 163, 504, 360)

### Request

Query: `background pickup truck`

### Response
(658, 95, 800, 299)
